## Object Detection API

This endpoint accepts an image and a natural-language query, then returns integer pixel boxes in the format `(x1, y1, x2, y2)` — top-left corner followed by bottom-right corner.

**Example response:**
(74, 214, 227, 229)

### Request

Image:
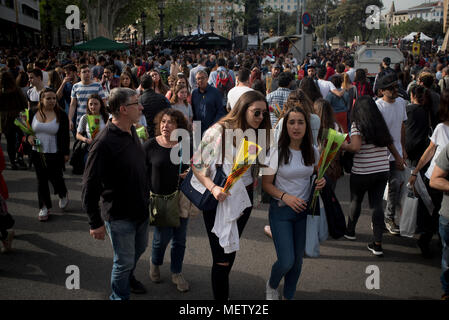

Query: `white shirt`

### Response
(346, 68, 356, 82)
(376, 97, 408, 161)
(32, 117, 59, 153)
(266, 146, 319, 201)
(317, 79, 336, 99)
(426, 123, 449, 179)
(227, 86, 254, 110)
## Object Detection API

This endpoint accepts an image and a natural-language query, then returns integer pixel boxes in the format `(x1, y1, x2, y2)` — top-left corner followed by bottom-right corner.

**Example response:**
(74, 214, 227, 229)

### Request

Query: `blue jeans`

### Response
(105, 218, 149, 300)
(440, 215, 449, 295)
(268, 199, 307, 300)
(385, 161, 404, 222)
(151, 217, 189, 274)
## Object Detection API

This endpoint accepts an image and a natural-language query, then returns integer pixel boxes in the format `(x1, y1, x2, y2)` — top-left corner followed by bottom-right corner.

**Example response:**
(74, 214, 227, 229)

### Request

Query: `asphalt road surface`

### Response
(0, 141, 443, 300)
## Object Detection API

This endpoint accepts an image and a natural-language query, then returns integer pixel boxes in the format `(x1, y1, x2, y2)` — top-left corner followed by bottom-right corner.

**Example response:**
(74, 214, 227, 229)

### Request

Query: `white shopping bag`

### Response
(399, 189, 419, 238)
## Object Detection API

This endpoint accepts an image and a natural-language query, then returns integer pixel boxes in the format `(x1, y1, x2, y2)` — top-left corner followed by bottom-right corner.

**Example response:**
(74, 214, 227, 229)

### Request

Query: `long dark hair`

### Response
(37, 88, 63, 123)
(87, 94, 109, 124)
(278, 106, 315, 166)
(351, 96, 393, 147)
(314, 98, 336, 145)
(298, 77, 322, 102)
(439, 89, 449, 122)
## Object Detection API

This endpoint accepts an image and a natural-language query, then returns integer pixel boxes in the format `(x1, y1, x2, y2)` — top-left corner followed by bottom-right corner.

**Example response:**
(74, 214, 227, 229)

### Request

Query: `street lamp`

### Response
(141, 11, 147, 50)
(256, 8, 263, 49)
(43, 0, 52, 48)
(210, 17, 215, 34)
(158, 1, 165, 39)
(81, 23, 86, 43)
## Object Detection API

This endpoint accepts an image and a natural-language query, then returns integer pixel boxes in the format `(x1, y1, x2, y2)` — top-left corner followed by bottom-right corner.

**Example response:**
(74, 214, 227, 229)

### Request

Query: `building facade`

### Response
(385, 1, 444, 29)
(0, 0, 41, 46)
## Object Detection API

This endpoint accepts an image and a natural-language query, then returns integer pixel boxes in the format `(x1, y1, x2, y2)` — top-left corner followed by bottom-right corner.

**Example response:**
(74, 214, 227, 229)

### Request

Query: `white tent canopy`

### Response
(191, 28, 206, 35)
(402, 32, 433, 42)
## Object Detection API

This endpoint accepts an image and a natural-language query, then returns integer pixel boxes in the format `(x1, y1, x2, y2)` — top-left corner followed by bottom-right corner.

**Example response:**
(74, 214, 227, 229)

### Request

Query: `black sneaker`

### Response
(344, 232, 356, 241)
(385, 220, 400, 235)
(417, 238, 433, 259)
(130, 278, 147, 294)
(367, 242, 384, 256)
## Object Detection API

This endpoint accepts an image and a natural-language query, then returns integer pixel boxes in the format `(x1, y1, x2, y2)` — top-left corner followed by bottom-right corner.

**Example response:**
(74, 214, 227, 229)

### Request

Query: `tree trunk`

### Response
(82, 0, 128, 39)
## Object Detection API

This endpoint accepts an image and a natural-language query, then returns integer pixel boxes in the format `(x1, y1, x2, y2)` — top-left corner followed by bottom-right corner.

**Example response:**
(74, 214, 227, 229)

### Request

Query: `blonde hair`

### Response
(342, 73, 352, 89)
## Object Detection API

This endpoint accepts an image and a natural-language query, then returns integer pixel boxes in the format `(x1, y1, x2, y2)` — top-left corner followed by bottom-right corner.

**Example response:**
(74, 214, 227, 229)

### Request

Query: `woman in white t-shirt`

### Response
(341, 96, 402, 256)
(262, 106, 325, 300)
(409, 90, 449, 256)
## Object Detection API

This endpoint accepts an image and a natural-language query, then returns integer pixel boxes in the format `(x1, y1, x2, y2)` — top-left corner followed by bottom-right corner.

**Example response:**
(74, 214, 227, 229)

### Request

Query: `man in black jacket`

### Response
(82, 87, 149, 300)
(139, 74, 171, 138)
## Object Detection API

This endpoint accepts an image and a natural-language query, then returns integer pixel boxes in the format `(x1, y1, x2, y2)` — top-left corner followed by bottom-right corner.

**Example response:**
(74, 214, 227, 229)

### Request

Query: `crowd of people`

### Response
(0, 44, 448, 301)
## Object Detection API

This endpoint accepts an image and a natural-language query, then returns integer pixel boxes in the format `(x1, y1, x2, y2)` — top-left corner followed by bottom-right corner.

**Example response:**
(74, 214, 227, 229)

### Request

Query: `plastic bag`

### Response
(305, 214, 320, 257)
(318, 199, 328, 242)
(305, 201, 328, 257)
(399, 187, 419, 238)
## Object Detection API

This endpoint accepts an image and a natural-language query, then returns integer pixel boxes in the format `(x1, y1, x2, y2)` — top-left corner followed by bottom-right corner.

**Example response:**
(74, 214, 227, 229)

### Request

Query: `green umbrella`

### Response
(72, 36, 128, 51)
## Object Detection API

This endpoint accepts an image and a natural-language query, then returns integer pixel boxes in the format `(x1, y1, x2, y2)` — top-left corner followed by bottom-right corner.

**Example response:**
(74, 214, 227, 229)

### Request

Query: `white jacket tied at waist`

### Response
(190, 162, 252, 254)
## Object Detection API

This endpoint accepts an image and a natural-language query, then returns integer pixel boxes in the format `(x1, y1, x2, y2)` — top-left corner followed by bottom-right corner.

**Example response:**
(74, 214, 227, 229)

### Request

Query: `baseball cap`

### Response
(376, 72, 398, 90)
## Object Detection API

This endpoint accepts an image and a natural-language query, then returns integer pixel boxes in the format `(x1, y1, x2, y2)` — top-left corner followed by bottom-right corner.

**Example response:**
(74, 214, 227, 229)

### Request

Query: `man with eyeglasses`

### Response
(191, 70, 225, 136)
(82, 87, 149, 300)
(376, 72, 407, 236)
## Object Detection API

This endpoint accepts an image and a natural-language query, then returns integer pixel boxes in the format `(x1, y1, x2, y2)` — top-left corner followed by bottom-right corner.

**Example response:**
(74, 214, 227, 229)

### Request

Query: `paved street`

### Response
(0, 141, 443, 300)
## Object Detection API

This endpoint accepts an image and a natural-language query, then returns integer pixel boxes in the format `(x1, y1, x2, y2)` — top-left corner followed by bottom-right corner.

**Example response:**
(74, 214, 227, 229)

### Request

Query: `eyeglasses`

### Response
(125, 102, 140, 107)
(196, 76, 207, 81)
(249, 109, 269, 117)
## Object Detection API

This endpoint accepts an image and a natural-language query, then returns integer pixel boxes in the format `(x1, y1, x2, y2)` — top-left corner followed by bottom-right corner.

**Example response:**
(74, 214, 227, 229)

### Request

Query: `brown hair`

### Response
(170, 84, 188, 106)
(154, 108, 188, 136)
(37, 88, 63, 123)
(120, 71, 135, 89)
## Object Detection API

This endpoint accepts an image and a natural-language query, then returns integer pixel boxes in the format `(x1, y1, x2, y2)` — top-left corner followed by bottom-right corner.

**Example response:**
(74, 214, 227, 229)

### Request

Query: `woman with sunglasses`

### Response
(191, 90, 272, 301)
(262, 106, 325, 300)
(26, 88, 70, 221)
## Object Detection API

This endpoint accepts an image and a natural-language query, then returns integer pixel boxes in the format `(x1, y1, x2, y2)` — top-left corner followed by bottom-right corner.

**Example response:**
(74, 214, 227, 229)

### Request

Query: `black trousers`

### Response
(203, 189, 253, 301)
(31, 151, 67, 209)
(4, 126, 23, 164)
(417, 175, 442, 244)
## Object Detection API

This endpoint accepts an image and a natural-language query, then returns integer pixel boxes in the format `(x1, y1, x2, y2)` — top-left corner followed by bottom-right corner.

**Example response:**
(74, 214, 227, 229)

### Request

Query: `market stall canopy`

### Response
(262, 36, 284, 45)
(402, 32, 433, 42)
(72, 36, 128, 51)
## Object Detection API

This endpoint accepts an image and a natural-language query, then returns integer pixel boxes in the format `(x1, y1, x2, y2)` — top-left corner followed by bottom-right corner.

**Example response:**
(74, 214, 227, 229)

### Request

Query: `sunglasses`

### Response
(251, 109, 269, 117)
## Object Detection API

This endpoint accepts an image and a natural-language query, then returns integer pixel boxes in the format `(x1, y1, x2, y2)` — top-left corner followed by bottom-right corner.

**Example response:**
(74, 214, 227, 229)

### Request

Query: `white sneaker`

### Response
(59, 196, 69, 210)
(266, 280, 279, 300)
(38, 207, 49, 221)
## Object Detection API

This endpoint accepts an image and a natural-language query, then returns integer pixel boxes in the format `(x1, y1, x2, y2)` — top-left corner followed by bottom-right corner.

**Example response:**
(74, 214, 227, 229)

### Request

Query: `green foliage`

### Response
(390, 18, 444, 39)
(260, 10, 296, 36)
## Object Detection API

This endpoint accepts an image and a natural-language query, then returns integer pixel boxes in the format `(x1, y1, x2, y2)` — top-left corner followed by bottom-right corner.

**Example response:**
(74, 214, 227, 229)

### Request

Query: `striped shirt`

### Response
(266, 87, 291, 128)
(351, 122, 390, 175)
(71, 82, 106, 125)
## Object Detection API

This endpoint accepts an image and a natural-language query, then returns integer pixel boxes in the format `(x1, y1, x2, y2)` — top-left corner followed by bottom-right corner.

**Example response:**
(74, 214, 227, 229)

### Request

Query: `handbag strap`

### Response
(177, 144, 183, 188)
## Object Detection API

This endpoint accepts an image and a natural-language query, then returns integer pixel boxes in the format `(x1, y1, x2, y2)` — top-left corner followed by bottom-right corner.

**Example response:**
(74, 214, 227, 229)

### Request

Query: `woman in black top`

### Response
(144, 108, 190, 292)
(0, 71, 27, 169)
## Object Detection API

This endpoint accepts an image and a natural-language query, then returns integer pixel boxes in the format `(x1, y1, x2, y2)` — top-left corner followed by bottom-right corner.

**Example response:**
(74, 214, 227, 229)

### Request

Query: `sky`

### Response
(381, 0, 435, 12)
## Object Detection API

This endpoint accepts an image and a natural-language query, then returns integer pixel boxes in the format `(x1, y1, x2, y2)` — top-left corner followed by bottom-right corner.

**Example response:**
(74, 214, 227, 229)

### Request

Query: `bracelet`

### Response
(210, 185, 217, 193)
(411, 173, 417, 177)
(280, 192, 286, 200)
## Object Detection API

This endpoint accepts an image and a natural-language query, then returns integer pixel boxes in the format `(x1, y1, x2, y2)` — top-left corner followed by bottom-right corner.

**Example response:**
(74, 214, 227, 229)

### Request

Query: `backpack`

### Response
(215, 69, 234, 96)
